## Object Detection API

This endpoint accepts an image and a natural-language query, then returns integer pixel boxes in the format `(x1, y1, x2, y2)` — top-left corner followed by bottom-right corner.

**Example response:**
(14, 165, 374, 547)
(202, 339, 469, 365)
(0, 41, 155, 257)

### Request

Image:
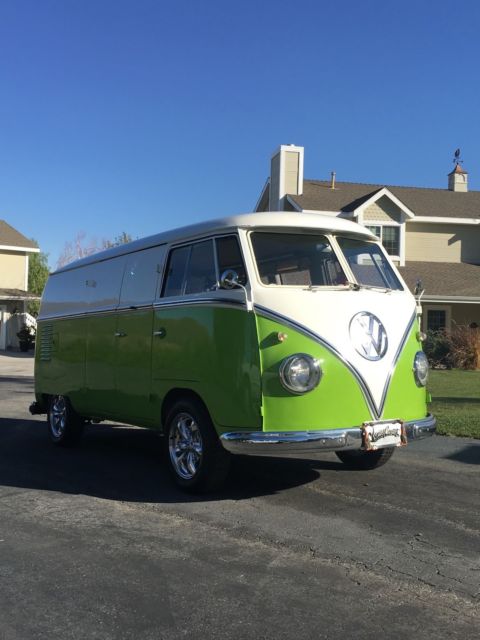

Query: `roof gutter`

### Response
(421, 295, 480, 304)
(0, 244, 40, 253)
(409, 217, 480, 225)
(0, 293, 41, 301)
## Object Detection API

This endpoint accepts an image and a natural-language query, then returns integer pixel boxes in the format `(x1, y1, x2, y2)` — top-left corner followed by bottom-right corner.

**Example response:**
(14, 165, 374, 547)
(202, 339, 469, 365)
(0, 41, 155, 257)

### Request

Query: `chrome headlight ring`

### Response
(413, 351, 429, 387)
(279, 354, 322, 394)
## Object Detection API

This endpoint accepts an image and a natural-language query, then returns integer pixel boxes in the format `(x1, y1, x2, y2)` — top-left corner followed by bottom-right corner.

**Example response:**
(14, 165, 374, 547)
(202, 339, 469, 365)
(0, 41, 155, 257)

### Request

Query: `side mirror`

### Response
(414, 278, 424, 297)
(219, 269, 240, 290)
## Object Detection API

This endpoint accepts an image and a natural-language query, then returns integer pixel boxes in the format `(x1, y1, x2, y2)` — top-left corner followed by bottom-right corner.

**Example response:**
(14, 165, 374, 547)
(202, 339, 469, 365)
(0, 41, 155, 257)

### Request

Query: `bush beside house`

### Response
(424, 325, 480, 370)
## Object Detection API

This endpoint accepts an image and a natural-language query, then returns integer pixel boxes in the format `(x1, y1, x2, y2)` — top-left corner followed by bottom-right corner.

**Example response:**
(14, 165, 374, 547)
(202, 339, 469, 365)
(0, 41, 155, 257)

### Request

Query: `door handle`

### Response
(153, 328, 166, 338)
(114, 331, 127, 338)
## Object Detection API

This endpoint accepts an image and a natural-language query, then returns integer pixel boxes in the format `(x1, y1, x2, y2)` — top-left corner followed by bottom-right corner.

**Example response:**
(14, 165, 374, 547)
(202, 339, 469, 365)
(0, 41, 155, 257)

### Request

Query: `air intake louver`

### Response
(40, 323, 54, 361)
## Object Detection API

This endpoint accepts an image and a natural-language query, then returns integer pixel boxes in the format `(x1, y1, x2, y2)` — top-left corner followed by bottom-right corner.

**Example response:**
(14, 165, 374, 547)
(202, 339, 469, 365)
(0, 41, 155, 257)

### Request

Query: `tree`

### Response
(28, 242, 50, 316)
(56, 232, 97, 268)
(56, 231, 133, 268)
(103, 232, 133, 249)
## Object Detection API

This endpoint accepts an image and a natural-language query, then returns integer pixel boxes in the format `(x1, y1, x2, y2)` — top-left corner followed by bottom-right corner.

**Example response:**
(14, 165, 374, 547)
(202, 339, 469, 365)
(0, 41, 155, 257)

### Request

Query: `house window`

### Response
(427, 309, 446, 332)
(366, 225, 400, 257)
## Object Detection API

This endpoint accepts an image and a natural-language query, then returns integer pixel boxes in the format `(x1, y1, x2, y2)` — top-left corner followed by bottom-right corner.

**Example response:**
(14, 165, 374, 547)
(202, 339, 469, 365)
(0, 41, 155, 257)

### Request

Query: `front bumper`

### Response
(220, 414, 436, 456)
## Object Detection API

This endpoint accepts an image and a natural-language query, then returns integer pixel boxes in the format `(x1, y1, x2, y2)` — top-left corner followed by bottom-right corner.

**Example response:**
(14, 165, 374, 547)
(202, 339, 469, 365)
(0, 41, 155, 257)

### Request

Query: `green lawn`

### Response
(428, 369, 480, 439)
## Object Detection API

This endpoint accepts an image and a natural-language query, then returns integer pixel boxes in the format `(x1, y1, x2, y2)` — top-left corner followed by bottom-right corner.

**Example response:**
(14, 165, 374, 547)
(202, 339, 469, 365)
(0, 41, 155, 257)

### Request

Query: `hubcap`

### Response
(168, 412, 203, 480)
(50, 396, 67, 438)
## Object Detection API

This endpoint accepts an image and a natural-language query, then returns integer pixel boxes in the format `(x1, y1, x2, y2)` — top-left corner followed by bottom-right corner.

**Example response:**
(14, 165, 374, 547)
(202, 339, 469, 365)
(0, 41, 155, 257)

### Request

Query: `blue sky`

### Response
(1, 0, 479, 268)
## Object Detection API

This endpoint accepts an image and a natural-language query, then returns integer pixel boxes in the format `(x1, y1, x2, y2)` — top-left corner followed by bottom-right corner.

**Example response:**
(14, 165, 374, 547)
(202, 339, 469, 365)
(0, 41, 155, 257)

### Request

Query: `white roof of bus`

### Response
(54, 212, 376, 274)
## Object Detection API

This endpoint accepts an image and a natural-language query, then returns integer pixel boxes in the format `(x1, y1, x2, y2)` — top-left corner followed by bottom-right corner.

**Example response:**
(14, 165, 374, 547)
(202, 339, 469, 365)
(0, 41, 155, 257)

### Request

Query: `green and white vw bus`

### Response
(31, 213, 435, 491)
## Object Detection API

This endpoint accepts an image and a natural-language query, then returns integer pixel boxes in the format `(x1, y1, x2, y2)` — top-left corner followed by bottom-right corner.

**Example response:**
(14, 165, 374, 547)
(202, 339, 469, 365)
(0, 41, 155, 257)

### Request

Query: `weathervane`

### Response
(453, 148, 462, 165)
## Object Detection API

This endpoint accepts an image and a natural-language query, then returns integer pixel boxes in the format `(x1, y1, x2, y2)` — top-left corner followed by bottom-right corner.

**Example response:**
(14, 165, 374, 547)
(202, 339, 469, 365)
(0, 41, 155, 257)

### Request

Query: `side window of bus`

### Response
(184, 240, 216, 294)
(162, 245, 191, 297)
(162, 240, 217, 297)
(120, 246, 166, 306)
(216, 235, 247, 285)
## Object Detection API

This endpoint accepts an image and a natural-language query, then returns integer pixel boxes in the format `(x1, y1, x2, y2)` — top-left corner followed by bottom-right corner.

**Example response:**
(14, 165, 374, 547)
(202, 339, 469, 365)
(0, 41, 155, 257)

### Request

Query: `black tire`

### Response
(164, 398, 231, 493)
(335, 446, 395, 470)
(47, 395, 85, 446)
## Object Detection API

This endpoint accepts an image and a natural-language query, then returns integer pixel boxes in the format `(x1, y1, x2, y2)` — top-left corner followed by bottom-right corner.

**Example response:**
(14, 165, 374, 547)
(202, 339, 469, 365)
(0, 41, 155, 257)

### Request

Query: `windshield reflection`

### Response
(250, 231, 403, 292)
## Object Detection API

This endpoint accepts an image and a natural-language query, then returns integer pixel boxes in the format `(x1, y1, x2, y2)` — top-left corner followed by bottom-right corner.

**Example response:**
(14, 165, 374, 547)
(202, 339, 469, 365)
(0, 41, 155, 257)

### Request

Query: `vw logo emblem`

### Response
(350, 312, 388, 361)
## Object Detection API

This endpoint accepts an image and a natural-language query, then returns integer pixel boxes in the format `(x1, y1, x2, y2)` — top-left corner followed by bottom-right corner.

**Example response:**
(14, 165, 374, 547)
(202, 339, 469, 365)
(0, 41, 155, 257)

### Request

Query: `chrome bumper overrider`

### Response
(220, 414, 436, 456)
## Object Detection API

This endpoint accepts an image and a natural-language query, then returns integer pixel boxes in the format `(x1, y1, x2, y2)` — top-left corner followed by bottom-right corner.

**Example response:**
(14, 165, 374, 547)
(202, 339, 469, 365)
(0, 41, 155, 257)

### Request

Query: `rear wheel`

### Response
(47, 395, 85, 446)
(335, 447, 395, 470)
(165, 398, 231, 493)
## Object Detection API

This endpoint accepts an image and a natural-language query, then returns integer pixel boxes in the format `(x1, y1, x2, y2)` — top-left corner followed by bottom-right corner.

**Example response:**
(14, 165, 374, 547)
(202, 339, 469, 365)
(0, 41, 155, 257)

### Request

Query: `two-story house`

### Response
(0, 220, 40, 350)
(255, 145, 480, 332)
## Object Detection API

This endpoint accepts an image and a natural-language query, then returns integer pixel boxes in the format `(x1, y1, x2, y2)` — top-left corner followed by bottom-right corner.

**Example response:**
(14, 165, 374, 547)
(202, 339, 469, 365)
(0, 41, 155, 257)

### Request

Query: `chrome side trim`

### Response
(116, 303, 153, 312)
(378, 312, 417, 417)
(254, 304, 379, 420)
(37, 307, 118, 322)
(37, 298, 247, 322)
(220, 414, 436, 456)
(153, 297, 246, 311)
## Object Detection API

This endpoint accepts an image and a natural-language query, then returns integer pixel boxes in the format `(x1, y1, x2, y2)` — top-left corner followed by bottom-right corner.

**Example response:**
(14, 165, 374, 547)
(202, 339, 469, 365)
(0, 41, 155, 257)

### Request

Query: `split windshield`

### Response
(336, 236, 403, 290)
(250, 232, 403, 291)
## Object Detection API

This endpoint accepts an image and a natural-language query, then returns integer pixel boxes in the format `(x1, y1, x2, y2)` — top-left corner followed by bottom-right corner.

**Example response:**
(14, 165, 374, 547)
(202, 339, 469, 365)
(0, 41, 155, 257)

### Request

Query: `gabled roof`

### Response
(288, 180, 480, 219)
(0, 220, 39, 250)
(398, 261, 480, 300)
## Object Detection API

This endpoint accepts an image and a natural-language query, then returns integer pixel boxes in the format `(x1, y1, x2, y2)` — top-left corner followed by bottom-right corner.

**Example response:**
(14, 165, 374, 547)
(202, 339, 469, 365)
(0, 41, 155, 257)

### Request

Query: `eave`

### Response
(421, 295, 480, 305)
(0, 244, 40, 253)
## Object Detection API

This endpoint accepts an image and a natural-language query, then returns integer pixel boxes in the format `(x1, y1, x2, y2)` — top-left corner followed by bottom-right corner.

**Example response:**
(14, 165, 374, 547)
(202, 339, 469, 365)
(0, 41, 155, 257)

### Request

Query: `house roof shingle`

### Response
(0, 220, 38, 249)
(398, 261, 480, 299)
(289, 180, 480, 219)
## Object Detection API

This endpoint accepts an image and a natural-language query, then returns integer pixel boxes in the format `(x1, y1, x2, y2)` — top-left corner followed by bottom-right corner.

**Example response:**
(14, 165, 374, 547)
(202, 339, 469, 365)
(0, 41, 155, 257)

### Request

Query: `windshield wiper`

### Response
(304, 282, 391, 293)
(348, 281, 392, 293)
(306, 283, 351, 291)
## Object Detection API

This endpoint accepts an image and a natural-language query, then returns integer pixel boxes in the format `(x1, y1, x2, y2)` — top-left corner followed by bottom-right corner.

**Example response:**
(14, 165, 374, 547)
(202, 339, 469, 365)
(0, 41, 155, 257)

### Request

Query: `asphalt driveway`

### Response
(0, 353, 478, 639)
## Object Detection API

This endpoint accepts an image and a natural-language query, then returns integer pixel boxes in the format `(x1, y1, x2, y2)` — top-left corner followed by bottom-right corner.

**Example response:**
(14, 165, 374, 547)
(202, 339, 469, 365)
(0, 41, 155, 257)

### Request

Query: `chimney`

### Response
(448, 163, 468, 192)
(269, 144, 304, 211)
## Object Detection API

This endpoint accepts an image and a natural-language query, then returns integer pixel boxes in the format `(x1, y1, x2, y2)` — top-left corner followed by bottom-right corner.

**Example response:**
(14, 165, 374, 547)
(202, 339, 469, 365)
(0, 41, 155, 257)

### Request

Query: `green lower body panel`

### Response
(255, 315, 429, 432)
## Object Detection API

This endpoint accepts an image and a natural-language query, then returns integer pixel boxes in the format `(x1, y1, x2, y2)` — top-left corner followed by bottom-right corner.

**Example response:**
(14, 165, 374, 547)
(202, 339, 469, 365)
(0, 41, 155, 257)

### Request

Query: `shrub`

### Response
(16, 324, 36, 352)
(424, 325, 480, 370)
(448, 325, 480, 370)
(423, 330, 451, 369)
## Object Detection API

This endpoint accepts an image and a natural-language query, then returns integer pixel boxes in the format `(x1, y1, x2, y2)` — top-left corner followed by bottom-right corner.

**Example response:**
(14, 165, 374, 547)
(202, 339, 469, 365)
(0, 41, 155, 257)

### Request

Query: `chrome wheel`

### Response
(49, 395, 67, 439)
(47, 394, 84, 446)
(164, 398, 231, 492)
(168, 412, 204, 480)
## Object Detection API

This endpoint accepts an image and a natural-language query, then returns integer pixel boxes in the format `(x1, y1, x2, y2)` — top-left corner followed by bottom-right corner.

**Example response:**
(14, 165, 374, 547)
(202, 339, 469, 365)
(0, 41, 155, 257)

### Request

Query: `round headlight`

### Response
(279, 354, 322, 394)
(413, 351, 429, 387)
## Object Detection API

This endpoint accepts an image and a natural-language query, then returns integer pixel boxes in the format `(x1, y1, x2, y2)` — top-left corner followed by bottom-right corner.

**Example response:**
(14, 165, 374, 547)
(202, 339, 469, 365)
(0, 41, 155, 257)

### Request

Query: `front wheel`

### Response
(165, 398, 231, 493)
(47, 395, 85, 446)
(335, 447, 395, 470)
